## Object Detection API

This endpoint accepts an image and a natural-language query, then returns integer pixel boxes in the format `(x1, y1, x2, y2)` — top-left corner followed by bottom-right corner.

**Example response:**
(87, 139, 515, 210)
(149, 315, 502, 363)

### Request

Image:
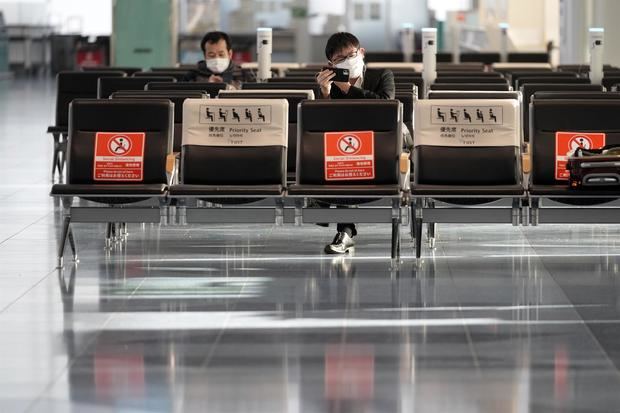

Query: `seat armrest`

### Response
(522, 153, 531, 174)
(166, 152, 181, 185)
(399, 152, 411, 191)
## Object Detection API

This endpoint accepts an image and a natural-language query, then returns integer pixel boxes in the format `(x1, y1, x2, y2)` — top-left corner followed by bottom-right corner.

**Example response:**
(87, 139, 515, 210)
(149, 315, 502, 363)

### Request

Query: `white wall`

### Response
(0, 0, 112, 35)
(347, 0, 428, 51)
(591, 0, 620, 66)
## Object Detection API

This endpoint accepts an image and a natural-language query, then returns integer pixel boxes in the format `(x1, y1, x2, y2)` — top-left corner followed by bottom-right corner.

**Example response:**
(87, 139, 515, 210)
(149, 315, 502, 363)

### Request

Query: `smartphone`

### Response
(322, 66, 349, 82)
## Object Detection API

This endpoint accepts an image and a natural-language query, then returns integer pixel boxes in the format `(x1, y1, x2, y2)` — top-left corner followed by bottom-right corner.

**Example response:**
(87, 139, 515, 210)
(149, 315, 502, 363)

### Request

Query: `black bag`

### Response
(567, 145, 620, 188)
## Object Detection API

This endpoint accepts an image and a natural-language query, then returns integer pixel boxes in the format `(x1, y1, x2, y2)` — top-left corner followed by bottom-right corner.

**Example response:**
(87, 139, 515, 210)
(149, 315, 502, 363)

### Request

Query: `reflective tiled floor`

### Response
(1, 78, 620, 412)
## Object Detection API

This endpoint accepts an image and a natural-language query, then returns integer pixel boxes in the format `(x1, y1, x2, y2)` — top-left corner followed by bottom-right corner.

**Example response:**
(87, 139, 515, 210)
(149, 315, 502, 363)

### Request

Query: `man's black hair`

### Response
(325, 32, 360, 60)
(200, 31, 232, 53)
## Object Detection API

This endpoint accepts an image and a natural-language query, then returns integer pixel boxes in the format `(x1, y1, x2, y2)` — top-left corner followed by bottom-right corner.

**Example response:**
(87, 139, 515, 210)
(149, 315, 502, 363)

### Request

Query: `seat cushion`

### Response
(288, 184, 401, 196)
(51, 184, 167, 196)
(529, 184, 620, 197)
(169, 184, 283, 197)
(411, 184, 525, 196)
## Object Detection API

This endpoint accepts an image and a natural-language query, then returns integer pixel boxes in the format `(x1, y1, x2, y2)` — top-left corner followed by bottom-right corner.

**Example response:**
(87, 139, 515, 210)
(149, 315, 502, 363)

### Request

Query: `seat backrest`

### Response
(557, 64, 618, 73)
(516, 77, 589, 90)
(393, 72, 422, 79)
(510, 71, 577, 88)
(268, 77, 316, 83)
(133, 71, 193, 81)
(286, 68, 322, 75)
(602, 76, 620, 90)
(145, 81, 227, 98)
(389, 69, 421, 77)
(54, 71, 126, 128)
(493, 63, 553, 72)
(428, 91, 519, 100)
(429, 83, 511, 91)
(414, 98, 521, 185)
(530, 97, 620, 185)
(242, 82, 322, 99)
(460, 52, 501, 64)
(364, 52, 404, 62)
(97, 76, 176, 98)
(520, 83, 604, 141)
(218, 89, 314, 174)
(395, 77, 424, 97)
(437, 71, 504, 78)
(66, 99, 173, 185)
(284, 72, 320, 78)
(437, 63, 485, 71)
(532, 91, 620, 100)
(110, 90, 208, 153)
(435, 77, 509, 84)
(296, 100, 402, 185)
(150, 67, 198, 72)
(507, 52, 549, 63)
(181, 98, 288, 186)
(365, 62, 423, 71)
(413, 52, 454, 63)
(82, 66, 142, 75)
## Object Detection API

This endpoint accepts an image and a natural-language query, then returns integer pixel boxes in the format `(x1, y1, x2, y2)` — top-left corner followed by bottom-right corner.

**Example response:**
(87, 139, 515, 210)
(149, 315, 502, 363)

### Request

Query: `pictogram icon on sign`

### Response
(337, 135, 362, 155)
(568, 135, 593, 152)
(108, 135, 132, 155)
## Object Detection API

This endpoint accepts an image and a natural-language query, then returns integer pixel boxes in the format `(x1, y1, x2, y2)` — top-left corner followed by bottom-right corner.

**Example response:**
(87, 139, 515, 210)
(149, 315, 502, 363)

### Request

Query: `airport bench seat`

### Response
(411, 97, 522, 258)
(169, 184, 284, 197)
(528, 185, 620, 197)
(50, 99, 174, 266)
(51, 184, 168, 197)
(287, 184, 401, 197)
(411, 184, 524, 197)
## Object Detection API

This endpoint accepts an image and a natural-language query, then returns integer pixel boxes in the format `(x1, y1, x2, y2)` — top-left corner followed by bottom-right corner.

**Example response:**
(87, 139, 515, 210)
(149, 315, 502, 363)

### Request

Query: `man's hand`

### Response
(333, 81, 351, 94)
(208, 74, 224, 83)
(316, 69, 335, 98)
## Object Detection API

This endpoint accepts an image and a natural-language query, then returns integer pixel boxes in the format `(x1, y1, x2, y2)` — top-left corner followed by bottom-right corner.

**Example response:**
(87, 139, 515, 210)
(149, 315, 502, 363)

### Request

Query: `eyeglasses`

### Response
(330, 49, 360, 65)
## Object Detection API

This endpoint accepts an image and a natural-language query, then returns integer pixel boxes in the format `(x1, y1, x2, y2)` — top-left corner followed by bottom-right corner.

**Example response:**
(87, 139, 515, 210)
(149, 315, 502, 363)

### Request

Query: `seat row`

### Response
(50, 91, 620, 265)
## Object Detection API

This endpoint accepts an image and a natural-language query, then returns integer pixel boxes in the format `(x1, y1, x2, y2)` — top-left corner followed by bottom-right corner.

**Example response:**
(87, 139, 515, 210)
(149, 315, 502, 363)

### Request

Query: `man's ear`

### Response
(359, 47, 366, 57)
(228, 49, 234, 60)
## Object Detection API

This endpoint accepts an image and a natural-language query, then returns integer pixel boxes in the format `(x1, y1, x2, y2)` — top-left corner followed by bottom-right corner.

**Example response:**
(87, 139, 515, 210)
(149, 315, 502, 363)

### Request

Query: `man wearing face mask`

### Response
(185, 31, 243, 85)
(316, 32, 395, 100)
(315, 32, 395, 254)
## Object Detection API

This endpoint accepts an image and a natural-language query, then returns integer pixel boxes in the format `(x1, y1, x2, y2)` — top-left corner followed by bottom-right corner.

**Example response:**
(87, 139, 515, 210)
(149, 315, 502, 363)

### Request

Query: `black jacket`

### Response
(184, 60, 244, 83)
(329, 68, 395, 100)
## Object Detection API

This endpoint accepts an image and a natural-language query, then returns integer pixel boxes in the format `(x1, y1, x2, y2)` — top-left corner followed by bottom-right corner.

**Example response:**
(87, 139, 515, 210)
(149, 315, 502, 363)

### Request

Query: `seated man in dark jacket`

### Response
(185, 31, 243, 85)
(315, 32, 395, 254)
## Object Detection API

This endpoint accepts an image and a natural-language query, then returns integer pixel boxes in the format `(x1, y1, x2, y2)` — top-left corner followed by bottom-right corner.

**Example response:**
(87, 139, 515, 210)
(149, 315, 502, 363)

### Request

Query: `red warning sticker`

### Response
(555, 132, 606, 180)
(93, 132, 145, 181)
(324, 131, 375, 181)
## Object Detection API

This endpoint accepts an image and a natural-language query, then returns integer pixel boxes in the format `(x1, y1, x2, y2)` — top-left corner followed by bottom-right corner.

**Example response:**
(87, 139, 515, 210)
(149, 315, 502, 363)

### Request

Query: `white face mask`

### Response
(206, 57, 230, 74)
(335, 54, 364, 79)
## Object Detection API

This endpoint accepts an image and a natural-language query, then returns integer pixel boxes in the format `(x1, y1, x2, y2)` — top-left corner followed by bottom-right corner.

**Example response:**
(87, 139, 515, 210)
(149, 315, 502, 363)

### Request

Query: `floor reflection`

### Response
(50, 252, 620, 412)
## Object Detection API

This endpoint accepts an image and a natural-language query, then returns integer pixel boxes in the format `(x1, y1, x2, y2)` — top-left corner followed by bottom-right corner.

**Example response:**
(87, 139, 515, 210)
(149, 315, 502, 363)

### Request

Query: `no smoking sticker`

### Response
(555, 131, 606, 180)
(324, 131, 375, 181)
(94, 132, 145, 181)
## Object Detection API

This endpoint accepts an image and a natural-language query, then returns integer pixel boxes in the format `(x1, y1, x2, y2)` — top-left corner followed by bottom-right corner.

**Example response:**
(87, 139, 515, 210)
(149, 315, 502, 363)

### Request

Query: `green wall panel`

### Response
(112, 0, 176, 68)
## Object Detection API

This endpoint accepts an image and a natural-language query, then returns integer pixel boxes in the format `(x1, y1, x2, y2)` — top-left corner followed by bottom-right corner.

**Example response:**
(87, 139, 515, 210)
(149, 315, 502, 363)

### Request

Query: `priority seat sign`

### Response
(93, 132, 145, 181)
(324, 131, 375, 181)
(555, 132, 606, 180)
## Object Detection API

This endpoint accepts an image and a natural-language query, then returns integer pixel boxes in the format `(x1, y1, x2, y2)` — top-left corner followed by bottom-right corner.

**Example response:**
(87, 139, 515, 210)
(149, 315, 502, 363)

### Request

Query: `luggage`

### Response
(567, 145, 620, 188)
